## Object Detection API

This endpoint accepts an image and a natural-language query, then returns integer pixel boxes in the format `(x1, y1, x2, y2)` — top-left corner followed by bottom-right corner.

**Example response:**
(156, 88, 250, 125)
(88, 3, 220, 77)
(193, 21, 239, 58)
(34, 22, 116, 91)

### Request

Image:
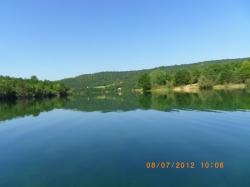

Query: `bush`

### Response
(198, 75, 214, 90)
(240, 60, 250, 80)
(246, 79, 250, 89)
(166, 80, 174, 89)
(174, 69, 191, 86)
(150, 70, 166, 86)
(138, 73, 151, 92)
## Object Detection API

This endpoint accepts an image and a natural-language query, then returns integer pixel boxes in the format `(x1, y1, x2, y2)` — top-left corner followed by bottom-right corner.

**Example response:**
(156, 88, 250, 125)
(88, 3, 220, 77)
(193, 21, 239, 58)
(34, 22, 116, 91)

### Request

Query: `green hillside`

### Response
(60, 57, 250, 92)
(61, 70, 150, 91)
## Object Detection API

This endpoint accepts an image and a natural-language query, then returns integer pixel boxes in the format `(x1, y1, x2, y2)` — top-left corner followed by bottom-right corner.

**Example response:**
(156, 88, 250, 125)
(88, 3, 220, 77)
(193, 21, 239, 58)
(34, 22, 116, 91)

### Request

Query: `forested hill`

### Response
(60, 57, 250, 91)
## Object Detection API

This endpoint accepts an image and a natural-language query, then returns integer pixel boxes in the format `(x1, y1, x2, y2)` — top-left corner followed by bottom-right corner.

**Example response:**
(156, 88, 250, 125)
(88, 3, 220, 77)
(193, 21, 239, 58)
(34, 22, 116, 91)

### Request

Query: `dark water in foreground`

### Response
(0, 90, 250, 187)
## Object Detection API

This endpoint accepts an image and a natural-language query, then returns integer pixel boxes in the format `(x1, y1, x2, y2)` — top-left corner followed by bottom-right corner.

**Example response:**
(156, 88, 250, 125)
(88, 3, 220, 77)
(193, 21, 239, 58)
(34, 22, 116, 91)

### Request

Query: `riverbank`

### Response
(150, 83, 247, 93)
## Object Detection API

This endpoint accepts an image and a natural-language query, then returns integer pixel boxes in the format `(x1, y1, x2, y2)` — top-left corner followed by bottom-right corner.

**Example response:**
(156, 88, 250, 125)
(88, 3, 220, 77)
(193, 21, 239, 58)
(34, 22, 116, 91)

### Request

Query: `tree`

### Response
(138, 73, 151, 92)
(0, 82, 16, 99)
(240, 60, 250, 81)
(165, 73, 172, 82)
(198, 75, 214, 90)
(165, 73, 173, 88)
(174, 69, 191, 86)
(246, 79, 250, 89)
(203, 64, 222, 84)
(218, 67, 233, 84)
(150, 70, 166, 86)
(0, 76, 69, 100)
(31, 75, 39, 82)
(191, 68, 201, 83)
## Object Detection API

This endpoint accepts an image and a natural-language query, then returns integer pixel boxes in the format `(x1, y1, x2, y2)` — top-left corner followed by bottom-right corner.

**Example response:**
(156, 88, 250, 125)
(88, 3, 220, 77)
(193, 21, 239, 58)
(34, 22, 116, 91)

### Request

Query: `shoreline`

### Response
(150, 83, 247, 94)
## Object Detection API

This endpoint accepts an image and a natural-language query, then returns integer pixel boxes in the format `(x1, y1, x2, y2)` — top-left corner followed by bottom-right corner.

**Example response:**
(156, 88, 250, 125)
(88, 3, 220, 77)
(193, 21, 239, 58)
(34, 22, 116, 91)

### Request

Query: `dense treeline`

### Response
(60, 58, 250, 92)
(0, 76, 69, 100)
(138, 59, 250, 91)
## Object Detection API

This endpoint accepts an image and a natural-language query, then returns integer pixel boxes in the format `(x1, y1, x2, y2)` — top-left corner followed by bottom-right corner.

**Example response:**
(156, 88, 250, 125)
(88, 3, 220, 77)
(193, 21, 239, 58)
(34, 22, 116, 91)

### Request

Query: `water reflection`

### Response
(1, 90, 250, 122)
(140, 90, 250, 111)
(0, 98, 67, 122)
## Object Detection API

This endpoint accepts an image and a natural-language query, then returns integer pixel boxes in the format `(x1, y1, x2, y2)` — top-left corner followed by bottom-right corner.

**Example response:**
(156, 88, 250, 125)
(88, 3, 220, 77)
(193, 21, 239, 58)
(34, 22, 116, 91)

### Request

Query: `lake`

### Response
(0, 90, 250, 187)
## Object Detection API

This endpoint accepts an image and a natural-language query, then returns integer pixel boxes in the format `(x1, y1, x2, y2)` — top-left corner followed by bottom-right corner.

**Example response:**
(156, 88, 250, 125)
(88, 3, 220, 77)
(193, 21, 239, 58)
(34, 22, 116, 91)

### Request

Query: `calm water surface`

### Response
(0, 91, 250, 187)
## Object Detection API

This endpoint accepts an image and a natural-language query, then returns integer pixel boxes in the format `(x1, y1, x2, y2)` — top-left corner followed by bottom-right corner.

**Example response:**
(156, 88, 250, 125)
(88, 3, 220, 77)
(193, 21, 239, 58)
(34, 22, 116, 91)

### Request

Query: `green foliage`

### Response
(174, 69, 191, 86)
(165, 73, 172, 82)
(202, 64, 221, 84)
(61, 70, 150, 92)
(0, 76, 69, 100)
(30, 75, 38, 82)
(218, 66, 233, 84)
(246, 79, 250, 89)
(240, 60, 250, 80)
(138, 73, 151, 92)
(191, 67, 201, 83)
(149, 69, 166, 86)
(60, 58, 250, 92)
(163, 73, 173, 88)
(165, 80, 174, 89)
(198, 75, 214, 90)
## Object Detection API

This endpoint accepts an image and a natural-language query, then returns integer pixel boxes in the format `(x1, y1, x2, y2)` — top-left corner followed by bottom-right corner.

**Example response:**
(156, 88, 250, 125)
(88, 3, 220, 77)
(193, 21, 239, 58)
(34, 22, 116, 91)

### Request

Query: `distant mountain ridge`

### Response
(60, 57, 250, 91)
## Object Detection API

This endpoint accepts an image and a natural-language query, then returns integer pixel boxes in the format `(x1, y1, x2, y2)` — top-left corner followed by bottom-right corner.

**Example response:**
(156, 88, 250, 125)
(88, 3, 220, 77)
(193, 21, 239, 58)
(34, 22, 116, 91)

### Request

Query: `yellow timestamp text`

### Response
(146, 161, 224, 169)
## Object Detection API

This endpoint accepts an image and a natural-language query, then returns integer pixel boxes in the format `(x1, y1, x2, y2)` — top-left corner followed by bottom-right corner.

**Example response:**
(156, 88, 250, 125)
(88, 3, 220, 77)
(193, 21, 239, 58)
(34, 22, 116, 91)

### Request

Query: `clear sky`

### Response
(0, 0, 250, 80)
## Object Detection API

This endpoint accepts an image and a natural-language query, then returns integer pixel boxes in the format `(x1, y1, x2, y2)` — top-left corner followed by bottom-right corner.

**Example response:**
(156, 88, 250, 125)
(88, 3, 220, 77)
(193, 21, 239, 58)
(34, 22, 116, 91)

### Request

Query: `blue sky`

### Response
(0, 0, 250, 80)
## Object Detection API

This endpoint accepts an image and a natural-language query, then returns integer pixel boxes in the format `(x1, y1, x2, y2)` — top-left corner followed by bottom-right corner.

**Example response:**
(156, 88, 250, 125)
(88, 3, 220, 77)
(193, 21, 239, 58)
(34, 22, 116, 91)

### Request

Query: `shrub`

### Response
(150, 70, 166, 86)
(138, 73, 151, 92)
(174, 69, 191, 86)
(246, 79, 250, 89)
(198, 75, 214, 90)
